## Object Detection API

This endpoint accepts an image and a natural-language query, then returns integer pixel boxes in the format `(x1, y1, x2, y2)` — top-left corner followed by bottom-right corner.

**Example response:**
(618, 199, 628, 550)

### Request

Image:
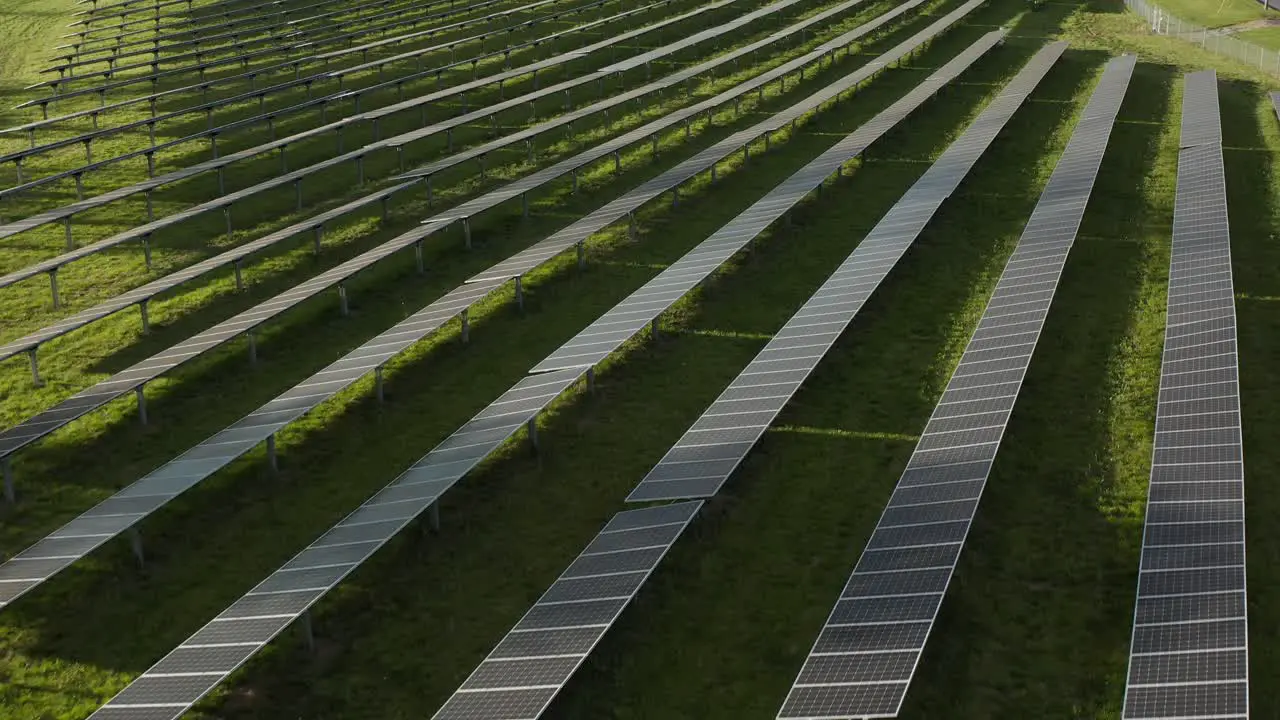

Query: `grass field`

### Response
(1238, 25, 1280, 49)
(1148, 0, 1277, 28)
(0, 0, 1277, 717)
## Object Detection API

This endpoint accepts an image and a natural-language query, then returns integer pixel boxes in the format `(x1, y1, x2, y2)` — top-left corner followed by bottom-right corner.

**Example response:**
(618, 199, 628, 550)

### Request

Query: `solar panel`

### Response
(0, 0, 933, 607)
(777, 53, 1137, 720)
(1120, 69, 1248, 720)
(428, 37, 1073, 720)
(0, 0, 912, 464)
(75, 6, 988, 715)
(431, 501, 702, 720)
(627, 40, 1069, 503)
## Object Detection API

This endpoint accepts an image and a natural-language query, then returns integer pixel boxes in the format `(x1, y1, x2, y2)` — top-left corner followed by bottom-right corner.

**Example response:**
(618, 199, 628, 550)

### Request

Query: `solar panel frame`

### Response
(0, 0, 924, 608)
(777, 53, 1138, 720)
(1120, 69, 1249, 720)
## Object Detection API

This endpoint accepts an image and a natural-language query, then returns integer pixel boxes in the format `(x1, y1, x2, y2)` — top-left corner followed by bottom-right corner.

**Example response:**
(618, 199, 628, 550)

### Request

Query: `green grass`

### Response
(1148, 0, 1277, 28)
(1238, 25, 1280, 49)
(0, 0, 1278, 718)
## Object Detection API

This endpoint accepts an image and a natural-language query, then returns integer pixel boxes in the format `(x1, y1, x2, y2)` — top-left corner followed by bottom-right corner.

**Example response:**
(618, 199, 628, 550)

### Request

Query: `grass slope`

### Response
(0, 0, 1276, 718)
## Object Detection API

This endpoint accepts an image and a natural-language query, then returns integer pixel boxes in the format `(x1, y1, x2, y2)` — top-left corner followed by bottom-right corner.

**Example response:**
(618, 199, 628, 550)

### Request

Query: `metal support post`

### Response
(514, 276, 526, 312)
(129, 527, 145, 568)
(463, 218, 471, 250)
(234, 261, 243, 291)
(314, 225, 324, 254)
(266, 434, 278, 471)
(650, 316, 660, 338)
(302, 610, 315, 651)
(136, 385, 148, 425)
(627, 211, 637, 242)
(527, 415, 539, 453)
(586, 367, 595, 393)
(64, 218, 74, 250)
(577, 241, 585, 269)
(414, 241, 424, 275)
(375, 367, 385, 404)
(1, 458, 12, 505)
(224, 207, 233, 239)
(140, 300, 150, 334)
(49, 269, 60, 308)
(460, 309, 470, 343)
(338, 284, 349, 316)
(614, 151, 621, 173)
(28, 349, 42, 387)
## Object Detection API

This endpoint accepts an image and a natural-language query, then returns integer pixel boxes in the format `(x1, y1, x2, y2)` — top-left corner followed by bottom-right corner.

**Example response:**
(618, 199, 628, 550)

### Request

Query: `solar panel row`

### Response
(777, 52, 1137, 720)
(76, 5, 986, 717)
(0, 0, 928, 606)
(1120, 69, 1249, 720)
(431, 32, 1073, 720)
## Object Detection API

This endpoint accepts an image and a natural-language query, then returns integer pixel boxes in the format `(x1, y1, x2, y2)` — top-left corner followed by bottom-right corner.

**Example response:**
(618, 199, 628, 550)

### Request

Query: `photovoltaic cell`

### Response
(1121, 70, 1249, 720)
(627, 40, 1069, 502)
(778, 54, 1137, 719)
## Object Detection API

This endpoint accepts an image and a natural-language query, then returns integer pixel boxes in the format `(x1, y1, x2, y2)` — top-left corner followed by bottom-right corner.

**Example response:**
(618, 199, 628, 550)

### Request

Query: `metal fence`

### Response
(1125, 0, 1280, 77)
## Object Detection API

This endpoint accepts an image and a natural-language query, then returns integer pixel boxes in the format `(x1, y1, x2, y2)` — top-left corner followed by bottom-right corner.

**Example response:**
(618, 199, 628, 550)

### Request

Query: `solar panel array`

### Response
(1120, 69, 1249, 720)
(627, 40, 1069, 503)
(0, 0, 922, 608)
(777, 53, 1136, 720)
(0, 0, 852, 454)
(0, 0, 758, 246)
(82, 7, 989, 715)
(427, 37, 1072, 720)
(529, 0, 990, 375)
